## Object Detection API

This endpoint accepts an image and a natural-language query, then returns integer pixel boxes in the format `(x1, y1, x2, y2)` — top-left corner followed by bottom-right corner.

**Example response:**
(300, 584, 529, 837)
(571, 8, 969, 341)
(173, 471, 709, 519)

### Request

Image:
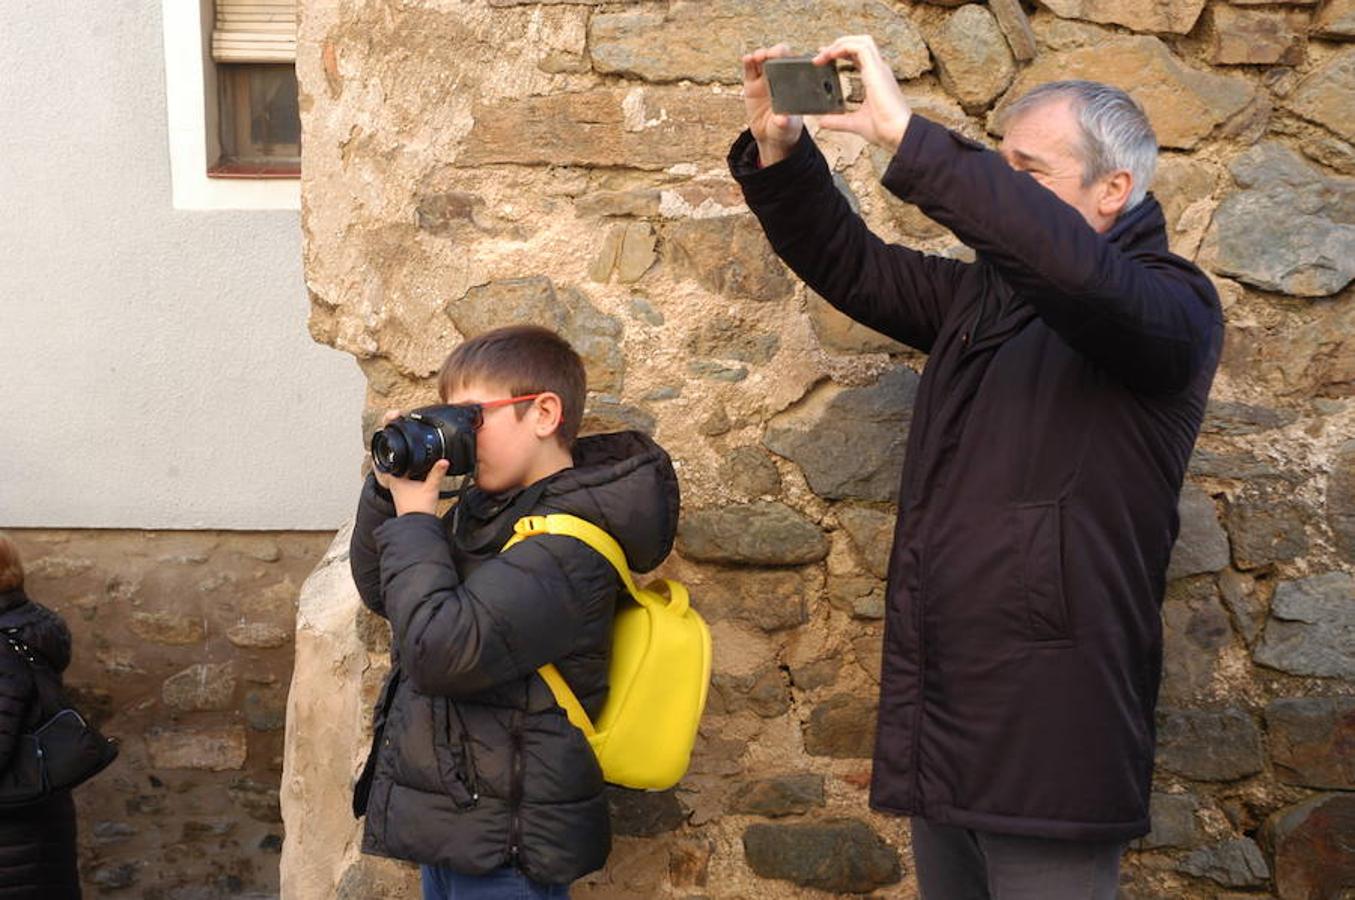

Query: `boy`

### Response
(349, 325, 679, 898)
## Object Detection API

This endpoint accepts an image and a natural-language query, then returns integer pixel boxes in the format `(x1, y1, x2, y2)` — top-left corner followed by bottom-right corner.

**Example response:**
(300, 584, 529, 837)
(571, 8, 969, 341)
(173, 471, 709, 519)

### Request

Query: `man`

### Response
(730, 36, 1223, 899)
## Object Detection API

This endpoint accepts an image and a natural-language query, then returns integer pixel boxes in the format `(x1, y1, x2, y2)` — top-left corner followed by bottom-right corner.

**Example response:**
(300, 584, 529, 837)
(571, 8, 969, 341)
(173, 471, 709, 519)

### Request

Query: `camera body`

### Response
(370, 405, 477, 481)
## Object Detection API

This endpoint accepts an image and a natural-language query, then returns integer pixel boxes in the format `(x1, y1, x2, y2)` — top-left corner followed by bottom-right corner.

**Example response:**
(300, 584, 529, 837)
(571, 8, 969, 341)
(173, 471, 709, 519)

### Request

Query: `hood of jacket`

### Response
(0, 590, 72, 673)
(452, 430, 680, 573)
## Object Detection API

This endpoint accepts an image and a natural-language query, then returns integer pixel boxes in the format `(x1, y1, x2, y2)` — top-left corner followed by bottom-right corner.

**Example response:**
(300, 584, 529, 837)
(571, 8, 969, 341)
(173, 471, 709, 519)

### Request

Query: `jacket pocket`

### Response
(1013, 501, 1071, 642)
(432, 698, 479, 809)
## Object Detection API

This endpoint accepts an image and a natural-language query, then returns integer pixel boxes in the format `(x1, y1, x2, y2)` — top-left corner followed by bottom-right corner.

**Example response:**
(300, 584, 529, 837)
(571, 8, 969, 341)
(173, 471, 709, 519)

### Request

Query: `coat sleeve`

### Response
(882, 115, 1220, 394)
(350, 474, 398, 618)
(729, 128, 969, 354)
(373, 513, 617, 698)
(0, 654, 33, 770)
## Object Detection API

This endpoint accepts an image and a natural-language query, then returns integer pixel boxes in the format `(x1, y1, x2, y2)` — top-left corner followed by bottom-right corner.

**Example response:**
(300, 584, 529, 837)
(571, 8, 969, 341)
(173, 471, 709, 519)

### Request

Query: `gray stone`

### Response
(460, 87, 746, 171)
(1155, 708, 1264, 781)
(129, 611, 206, 646)
(92, 863, 139, 890)
(988, 0, 1038, 62)
(764, 368, 919, 502)
(162, 663, 237, 712)
(451, 277, 624, 393)
(608, 786, 686, 837)
(722, 446, 782, 499)
(698, 404, 731, 437)
(1327, 440, 1355, 563)
(1267, 793, 1355, 900)
(1287, 47, 1355, 145)
(678, 502, 828, 566)
(1255, 572, 1355, 679)
(1315, 0, 1355, 39)
(687, 360, 749, 383)
(1188, 448, 1283, 481)
(1209, 6, 1307, 66)
(728, 774, 826, 818)
(1203, 400, 1297, 436)
(628, 296, 664, 327)
(827, 574, 887, 620)
(836, 507, 895, 580)
(642, 386, 681, 402)
(697, 569, 808, 632)
(244, 687, 288, 733)
(576, 189, 661, 219)
(1134, 793, 1203, 850)
(1225, 479, 1310, 569)
(664, 216, 796, 302)
(994, 36, 1255, 150)
(686, 315, 780, 366)
(146, 726, 248, 771)
(1161, 579, 1234, 702)
(1167, 485, 1230, 580)
(928, 5, 1016, 113)
(807, 292, 908, 355)
(581, 395, 655, 436)
(803, 693, 877, 758)
(1205, 142, 1355, 297)
(743, 819, 902, 893)
(414, 191, 516, 237)
(589, 0, 930, 85)
(1266, 697, 1355, 789)
(92, 820, 138, 845)
(226, 622, 291, 649)
(229, 777, 283, 824)
(790, 657, 843, 691)
(1179, 838, 1271, 888)
(1218, 568, 1266, 646)
(710, 666, 792, 718)
(1038, 0, 1206, 33)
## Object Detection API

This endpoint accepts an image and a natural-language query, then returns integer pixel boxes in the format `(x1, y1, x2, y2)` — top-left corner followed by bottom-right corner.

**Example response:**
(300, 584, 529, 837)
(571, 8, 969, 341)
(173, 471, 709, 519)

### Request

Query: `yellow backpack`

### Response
(502, 514, 712, 791)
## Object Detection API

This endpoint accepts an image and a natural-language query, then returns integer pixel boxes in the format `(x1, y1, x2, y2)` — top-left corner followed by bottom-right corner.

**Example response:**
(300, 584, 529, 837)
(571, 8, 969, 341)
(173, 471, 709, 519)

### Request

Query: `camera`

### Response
(370, 405, 478, 481)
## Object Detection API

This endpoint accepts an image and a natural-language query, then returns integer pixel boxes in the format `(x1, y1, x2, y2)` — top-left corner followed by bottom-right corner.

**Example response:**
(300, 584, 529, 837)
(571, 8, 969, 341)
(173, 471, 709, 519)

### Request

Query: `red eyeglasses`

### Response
(455, 394, 543, 430)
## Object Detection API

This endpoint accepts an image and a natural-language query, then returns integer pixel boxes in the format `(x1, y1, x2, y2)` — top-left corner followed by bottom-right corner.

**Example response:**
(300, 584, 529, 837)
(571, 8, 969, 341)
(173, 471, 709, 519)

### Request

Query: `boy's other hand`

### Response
(390, 458, 451, 517)
(742, 44, 804, 167)
(812, 35, 912, 154)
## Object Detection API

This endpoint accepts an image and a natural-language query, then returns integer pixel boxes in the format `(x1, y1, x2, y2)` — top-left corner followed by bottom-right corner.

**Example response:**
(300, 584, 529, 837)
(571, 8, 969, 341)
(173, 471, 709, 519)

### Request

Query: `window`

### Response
(209, 0, 300, 177)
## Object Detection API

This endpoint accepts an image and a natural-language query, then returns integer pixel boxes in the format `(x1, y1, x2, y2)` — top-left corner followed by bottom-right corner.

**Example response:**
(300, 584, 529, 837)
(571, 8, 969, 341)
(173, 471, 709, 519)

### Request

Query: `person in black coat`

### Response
(350, 326, 680, 898)
(0, 533, 81, 899)
(733, 38, 1223, 899)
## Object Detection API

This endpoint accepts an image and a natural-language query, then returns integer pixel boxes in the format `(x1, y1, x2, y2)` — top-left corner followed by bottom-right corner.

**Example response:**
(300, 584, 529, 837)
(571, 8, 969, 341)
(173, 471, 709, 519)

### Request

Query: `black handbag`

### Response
(0, 628, 118, 807)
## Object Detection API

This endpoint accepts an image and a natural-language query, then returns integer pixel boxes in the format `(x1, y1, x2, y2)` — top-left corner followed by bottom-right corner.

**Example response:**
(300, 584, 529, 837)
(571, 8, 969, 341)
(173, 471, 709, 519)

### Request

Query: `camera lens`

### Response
(371, 428, 409, 476)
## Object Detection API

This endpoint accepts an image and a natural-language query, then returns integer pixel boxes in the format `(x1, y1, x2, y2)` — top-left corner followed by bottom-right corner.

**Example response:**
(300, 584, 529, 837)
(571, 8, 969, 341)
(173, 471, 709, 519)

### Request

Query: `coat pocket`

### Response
(1013, 501, 1071, 642)
(431, 698, 479, 809)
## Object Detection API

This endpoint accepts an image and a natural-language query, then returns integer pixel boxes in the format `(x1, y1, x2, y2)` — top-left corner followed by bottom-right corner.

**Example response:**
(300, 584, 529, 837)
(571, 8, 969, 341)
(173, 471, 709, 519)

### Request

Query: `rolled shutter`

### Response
(211, 0, 296, 64)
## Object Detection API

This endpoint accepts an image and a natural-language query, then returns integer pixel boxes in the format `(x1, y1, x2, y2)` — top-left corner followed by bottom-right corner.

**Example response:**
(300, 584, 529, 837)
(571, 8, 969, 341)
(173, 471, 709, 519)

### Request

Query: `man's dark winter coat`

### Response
(731, 115, 1223, 841)
(350, 431, 679, 884)
(0, 589, 81, 899)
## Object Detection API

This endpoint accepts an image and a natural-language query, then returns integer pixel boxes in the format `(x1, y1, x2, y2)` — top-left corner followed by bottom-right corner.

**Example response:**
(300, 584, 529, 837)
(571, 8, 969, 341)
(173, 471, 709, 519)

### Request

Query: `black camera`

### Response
(370, 405, 478, 481)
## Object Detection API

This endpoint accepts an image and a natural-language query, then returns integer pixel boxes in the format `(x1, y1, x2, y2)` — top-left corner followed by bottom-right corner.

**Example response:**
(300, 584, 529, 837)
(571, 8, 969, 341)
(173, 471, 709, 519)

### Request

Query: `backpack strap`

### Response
(501, 514, 666, 740)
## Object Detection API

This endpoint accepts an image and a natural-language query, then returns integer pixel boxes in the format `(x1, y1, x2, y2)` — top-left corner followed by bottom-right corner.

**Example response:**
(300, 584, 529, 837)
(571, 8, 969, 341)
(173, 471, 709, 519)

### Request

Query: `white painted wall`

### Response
(0, 0, 366, 530)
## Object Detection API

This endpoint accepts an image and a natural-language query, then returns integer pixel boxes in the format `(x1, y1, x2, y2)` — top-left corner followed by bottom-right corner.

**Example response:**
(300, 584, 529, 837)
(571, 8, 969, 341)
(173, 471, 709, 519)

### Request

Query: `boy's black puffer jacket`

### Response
(0, 589, 81, 899)
(349, 430, 679, 885)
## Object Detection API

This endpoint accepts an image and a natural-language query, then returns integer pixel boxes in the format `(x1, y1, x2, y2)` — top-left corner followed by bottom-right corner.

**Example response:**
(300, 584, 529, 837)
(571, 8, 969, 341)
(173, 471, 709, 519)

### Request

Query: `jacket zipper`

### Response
(508, 707, 524, 864)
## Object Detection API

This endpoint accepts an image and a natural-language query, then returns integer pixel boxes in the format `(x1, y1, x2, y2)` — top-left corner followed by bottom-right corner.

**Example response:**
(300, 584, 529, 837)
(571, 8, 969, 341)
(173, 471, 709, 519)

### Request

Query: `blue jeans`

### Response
(420, 865, 570, 899)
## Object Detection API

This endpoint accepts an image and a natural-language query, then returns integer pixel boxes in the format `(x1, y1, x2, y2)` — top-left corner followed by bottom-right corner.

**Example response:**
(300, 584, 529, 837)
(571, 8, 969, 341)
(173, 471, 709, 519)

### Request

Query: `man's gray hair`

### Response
(999, 80, 1159, 211)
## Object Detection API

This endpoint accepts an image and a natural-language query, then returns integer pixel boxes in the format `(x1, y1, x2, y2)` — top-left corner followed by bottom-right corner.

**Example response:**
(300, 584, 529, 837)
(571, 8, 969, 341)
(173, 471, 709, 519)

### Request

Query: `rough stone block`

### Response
(743, 819, 902, 893)
(677, 502, 828, 566)
(1266, 697, 1355, 789)
(803, 693, 877, 758)
(146, 726, 248, 771)
(1155, 708, 1264, 781)
(1255, 572, 1355, 679)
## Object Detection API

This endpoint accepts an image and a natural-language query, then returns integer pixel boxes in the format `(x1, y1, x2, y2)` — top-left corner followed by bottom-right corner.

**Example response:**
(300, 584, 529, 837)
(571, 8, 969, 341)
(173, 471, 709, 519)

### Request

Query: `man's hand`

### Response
(390, 458, 451, 517)
(742, 44, 805, 166)
(812, 35, 912, 154)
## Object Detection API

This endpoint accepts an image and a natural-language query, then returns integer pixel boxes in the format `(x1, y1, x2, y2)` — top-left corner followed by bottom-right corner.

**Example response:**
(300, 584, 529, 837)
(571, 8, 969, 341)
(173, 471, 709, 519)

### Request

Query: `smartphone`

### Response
(763, 56, 846, 116)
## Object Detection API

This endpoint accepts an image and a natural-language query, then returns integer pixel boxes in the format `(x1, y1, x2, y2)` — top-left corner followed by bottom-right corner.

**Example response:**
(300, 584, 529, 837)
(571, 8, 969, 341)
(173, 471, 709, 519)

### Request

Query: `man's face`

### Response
(999, 97, 1127, 234)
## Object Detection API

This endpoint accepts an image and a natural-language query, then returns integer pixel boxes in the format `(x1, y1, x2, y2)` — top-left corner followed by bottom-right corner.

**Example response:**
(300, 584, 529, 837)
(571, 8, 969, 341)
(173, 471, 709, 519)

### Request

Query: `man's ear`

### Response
(1099, 169, 1134, 220)
(532, 392, 564, 439)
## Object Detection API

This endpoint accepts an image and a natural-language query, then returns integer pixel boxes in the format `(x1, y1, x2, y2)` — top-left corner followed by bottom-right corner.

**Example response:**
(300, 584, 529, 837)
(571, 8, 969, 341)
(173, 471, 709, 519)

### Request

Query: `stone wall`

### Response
(289, 0, 1355, 896)
(6, 529, 332, 898)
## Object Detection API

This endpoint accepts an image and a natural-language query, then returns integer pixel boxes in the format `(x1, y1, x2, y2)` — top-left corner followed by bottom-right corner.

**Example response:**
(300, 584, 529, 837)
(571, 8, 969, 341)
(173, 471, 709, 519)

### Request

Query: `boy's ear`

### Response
(532, 392, 564, 440)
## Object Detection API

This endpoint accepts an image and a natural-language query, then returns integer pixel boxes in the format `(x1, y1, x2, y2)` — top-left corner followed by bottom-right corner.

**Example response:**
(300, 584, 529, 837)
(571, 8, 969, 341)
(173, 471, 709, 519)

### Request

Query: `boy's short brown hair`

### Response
(0, 533, 24, 593)
(437, 325, 587, 448)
